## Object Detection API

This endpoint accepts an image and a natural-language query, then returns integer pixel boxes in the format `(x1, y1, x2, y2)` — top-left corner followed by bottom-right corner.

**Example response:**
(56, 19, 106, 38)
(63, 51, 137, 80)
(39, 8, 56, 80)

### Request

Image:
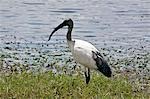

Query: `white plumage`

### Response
(68, 39, 98, 70)
(48, 19, 112, 84)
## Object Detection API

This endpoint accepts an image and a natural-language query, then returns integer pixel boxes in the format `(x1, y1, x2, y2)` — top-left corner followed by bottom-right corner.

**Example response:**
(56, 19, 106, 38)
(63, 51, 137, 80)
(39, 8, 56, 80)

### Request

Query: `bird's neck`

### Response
(67, 26, 73, 41)
(66, 24, 74, 51)
(67, 39, 75, 52)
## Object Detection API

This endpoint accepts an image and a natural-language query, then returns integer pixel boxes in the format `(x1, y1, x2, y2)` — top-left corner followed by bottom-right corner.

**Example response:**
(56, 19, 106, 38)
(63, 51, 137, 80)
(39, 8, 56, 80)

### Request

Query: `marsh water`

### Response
(0, 0, 150, 72)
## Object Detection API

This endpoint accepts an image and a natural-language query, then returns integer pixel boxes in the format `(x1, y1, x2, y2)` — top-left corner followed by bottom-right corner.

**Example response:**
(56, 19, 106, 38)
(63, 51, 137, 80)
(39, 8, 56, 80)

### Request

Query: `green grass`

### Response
(0, 72, 149, 99)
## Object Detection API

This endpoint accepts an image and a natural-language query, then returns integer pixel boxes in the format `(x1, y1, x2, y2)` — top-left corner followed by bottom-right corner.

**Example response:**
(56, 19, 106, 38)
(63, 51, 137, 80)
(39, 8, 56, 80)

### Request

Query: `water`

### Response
(0, 0, 150, 72)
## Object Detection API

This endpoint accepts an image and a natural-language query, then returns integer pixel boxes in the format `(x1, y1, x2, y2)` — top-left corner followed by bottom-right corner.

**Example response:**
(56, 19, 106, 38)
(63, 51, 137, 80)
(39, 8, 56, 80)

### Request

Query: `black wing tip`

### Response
(92, 51, 112, 78)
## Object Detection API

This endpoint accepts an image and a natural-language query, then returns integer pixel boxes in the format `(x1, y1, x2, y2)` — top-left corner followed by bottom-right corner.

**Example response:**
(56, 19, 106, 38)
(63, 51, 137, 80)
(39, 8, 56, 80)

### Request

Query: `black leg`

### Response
(84, 68, 90, 84)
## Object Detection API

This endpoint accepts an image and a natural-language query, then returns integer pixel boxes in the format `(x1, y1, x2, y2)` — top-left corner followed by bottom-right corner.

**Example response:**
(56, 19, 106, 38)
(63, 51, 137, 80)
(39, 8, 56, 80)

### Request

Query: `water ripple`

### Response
(23, 2, 45, 5)
(50, 10, 76, 13)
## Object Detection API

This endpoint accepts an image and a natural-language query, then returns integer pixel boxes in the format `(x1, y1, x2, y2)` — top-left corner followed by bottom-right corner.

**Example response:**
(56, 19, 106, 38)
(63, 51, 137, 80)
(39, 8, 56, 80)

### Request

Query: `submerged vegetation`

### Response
(0, 71, 149, 98)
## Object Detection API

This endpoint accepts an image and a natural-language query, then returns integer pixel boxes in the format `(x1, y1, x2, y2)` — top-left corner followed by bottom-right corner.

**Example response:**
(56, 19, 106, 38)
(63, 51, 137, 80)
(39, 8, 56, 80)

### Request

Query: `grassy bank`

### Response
(0, 72, 149, 99)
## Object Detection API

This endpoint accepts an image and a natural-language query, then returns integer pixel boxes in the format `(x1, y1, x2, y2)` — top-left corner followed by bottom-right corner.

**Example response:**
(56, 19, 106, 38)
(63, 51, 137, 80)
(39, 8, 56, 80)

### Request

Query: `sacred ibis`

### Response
(48, 19, 112, 84)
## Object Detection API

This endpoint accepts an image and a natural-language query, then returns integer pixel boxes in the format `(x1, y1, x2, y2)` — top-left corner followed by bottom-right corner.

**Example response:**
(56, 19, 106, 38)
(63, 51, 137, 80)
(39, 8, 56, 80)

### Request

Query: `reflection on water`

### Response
(0, 0, 150, 71)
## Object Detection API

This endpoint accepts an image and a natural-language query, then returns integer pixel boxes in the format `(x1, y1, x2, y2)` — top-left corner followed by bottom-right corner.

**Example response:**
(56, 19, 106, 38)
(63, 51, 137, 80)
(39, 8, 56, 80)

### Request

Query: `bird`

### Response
(48, 19, 112, 84)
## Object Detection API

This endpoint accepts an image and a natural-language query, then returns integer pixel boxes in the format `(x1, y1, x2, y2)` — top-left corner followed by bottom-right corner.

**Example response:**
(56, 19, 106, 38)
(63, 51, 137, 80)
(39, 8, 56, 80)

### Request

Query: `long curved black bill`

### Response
(48, 23, 64, 41)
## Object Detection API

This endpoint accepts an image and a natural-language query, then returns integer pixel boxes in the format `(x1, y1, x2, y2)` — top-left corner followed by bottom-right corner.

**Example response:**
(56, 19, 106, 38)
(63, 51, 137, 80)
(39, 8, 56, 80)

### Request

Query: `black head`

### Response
(48, 19, 73, 41)
(63, 19, 73, 27)
(98, 60, 112, 77)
